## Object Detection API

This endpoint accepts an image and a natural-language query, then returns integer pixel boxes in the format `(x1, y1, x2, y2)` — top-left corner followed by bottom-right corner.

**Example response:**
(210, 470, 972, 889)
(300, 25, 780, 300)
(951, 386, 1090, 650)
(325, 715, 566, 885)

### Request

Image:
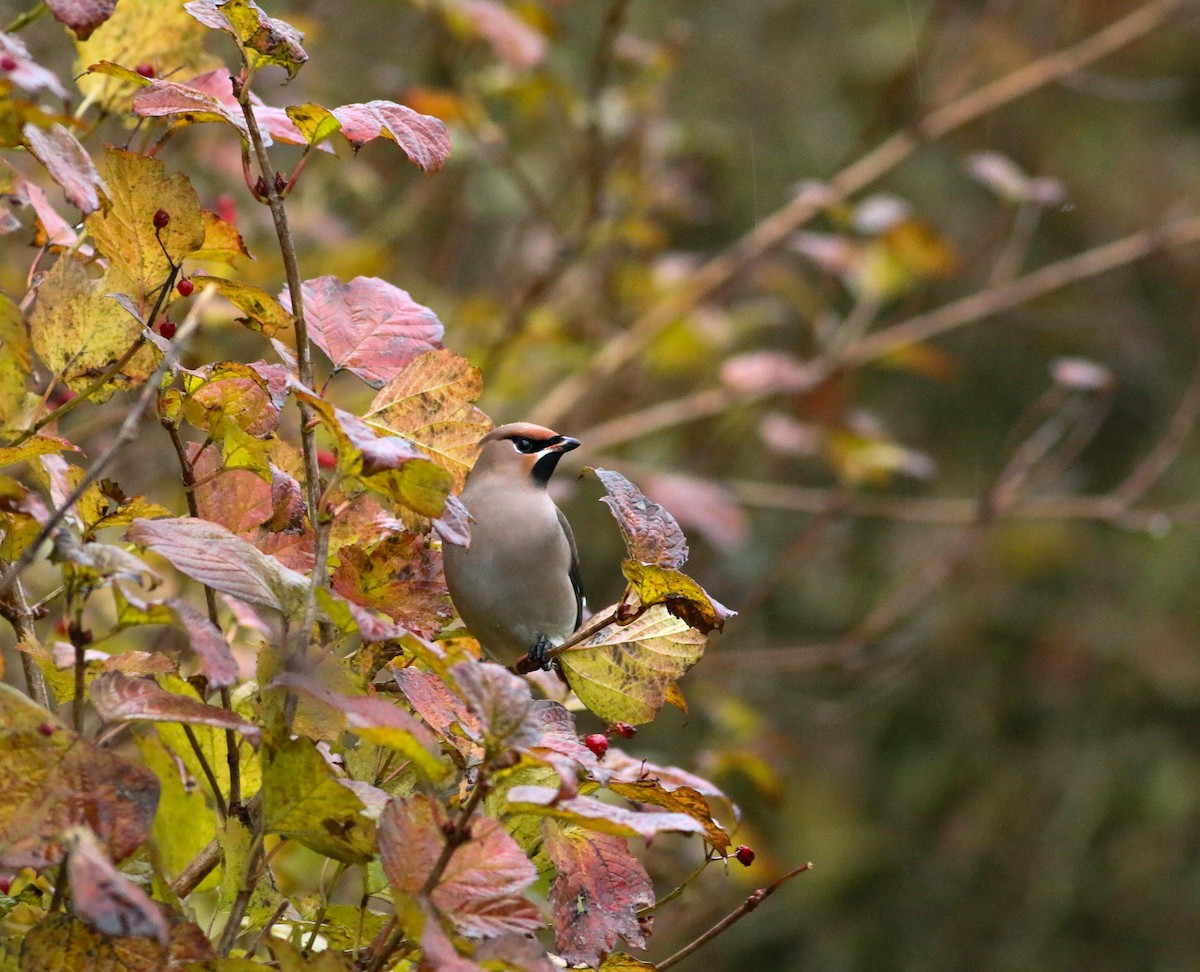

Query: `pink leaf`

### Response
(91, 672, 259, 741)
(286, 275, 443, 387)
(331, 101, 452, 171)
(22, 123, 106, 214)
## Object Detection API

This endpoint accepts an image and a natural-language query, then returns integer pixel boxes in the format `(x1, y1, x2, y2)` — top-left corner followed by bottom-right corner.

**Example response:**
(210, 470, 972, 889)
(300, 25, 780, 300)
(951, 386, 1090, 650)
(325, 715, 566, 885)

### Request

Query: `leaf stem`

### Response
(655, 862, 813, 970)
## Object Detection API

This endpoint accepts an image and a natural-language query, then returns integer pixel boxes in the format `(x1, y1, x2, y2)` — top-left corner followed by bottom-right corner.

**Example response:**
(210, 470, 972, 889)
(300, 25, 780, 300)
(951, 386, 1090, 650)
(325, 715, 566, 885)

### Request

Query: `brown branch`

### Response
(655, 862, 814, 971)
(0, 576, 52, 709)
(839, 216, 1200, 369)
(576, 214, 1200, 455)
(233, 70, 329, 728)
(530, 0, 1187, 427)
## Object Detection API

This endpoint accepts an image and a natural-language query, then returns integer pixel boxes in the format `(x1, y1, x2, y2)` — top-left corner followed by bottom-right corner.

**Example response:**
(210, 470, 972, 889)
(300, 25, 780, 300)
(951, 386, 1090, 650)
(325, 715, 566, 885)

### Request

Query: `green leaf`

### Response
(285, 102, 342, 145)
(558, 604, 707, 725)
(261, 737, 376, 864)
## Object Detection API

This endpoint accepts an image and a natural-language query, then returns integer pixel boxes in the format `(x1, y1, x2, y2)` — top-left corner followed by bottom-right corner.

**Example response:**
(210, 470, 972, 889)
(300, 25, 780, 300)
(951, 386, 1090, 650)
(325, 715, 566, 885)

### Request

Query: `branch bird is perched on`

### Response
(443, 423, 583, 669)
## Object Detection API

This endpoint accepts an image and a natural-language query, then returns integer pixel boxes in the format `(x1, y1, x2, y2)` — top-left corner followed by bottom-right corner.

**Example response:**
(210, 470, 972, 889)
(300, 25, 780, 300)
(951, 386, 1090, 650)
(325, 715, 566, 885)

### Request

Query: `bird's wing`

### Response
(558, 505, 584, 630)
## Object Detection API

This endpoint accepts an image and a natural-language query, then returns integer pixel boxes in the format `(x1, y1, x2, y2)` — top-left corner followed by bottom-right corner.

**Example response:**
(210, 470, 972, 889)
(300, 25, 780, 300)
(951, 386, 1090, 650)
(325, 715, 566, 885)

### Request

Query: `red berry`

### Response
(38, 722, 55, 737)
(176, 277, 194, 297)
(584, 733, 608, 759)
(0, 876, 11, 894)
(135, 63, 156, 78)
(316, 449, 337, 469)
(0, 56, 17, 72)
(610, 722, 637, 739)
(157, 319, 177, 340)
(153, 209, 170, 229)
(735, 844, 756, 867)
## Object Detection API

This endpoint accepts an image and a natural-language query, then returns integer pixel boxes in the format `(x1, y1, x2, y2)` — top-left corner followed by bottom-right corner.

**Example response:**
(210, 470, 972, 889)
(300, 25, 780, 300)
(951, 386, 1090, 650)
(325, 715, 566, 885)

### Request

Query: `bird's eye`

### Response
(511, 436, 536, 454)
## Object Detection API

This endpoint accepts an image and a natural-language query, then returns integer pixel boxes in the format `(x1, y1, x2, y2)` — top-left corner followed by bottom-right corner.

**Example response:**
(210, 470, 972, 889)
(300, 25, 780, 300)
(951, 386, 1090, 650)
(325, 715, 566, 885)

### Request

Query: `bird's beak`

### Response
(552, 436, 581, 455)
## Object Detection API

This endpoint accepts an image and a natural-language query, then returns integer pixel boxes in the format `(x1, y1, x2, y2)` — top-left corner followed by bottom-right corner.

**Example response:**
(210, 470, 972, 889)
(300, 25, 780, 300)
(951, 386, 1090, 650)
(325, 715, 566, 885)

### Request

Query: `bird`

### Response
(442, 422, 583, 670)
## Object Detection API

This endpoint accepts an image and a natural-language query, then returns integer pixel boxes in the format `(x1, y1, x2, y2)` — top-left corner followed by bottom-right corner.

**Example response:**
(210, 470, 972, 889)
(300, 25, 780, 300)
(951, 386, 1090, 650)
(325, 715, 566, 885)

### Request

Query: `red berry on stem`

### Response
(0, 57, 17, 72)
(135, 63, 156, 78)
(38, 722, 55, 737)
(610, 722, 637, 739)
(176, 277, 194, 297)
(0, 876, 11, 894)
(157, 319, 177, 340)
(316, 449, 337, 469)
(153, 208, 170, 229)
(584, 733, 608, 759)
(735, 844, 756, 867)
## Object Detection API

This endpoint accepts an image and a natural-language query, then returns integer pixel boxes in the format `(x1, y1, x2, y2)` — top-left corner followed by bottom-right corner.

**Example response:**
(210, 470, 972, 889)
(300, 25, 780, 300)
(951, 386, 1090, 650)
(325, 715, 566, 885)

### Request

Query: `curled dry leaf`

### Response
(67, 826, 170, 945)
(506, 784, 707, 841)
(588, 467, 689, 569)
(90, 671, 260, 741)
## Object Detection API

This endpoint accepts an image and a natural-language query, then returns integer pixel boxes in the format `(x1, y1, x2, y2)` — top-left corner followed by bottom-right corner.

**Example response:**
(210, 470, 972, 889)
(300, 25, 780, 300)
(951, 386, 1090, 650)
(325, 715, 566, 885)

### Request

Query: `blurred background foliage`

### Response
(6, 0, 1200, 969)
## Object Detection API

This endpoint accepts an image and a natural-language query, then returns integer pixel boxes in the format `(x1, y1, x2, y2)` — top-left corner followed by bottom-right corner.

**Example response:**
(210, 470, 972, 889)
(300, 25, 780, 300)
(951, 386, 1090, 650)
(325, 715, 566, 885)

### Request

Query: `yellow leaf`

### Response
(28, 260, 160, 401)
(85, 148, 204, 299)
(0, 292, 32, 423)
(366, 349, 492, 489)
(74, 0, 216, 112)
(559, 604, 707, 725)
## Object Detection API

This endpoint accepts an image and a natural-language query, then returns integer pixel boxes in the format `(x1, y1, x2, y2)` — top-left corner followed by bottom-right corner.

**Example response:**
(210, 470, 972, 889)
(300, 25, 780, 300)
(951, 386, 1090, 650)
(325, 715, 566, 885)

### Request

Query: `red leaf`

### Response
(450, 662, 539, 752)
(379, 795, 540, 938)
(91, 672, 260, 741)
(391, 666, 482, 760)
(288, 275, 444, 387)
(67, 827, 169, 945)
(22, 123, 106, 214)
(544, 820, 654, 967)
(127, 516, 309, 615)
(46, 0, 117, 39)
(331, 101, 452, 171)
(589, 468, 689, 568)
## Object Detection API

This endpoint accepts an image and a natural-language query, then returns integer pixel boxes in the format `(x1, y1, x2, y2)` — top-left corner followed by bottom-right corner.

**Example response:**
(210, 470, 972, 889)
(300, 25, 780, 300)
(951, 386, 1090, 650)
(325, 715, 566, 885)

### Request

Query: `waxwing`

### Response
(442, 423, 583, 668)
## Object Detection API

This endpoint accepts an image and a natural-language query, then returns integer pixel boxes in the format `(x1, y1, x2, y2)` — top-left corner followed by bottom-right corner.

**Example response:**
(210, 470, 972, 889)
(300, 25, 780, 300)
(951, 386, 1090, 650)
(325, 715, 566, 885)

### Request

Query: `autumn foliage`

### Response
(0, 2, 746, 970)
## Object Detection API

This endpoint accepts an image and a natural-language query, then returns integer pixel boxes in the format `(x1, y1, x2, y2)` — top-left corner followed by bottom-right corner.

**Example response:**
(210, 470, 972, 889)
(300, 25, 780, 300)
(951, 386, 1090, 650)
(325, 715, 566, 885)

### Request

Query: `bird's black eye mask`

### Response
(526, 435, 579, 485)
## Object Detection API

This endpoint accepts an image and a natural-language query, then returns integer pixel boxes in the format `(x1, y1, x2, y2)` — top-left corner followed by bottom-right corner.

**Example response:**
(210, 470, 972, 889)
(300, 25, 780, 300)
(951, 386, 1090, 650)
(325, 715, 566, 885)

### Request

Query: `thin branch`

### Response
(575, 214, 1200, 455)
(530, 0, 1188, 426)
(839, 216, 1200, 369)
(182, 723, 228, 820)
(0, 290, 214, 600)
(655, 862, 814, 971)
(1113, 353, 1200, 504)
(0, 576, 52, 709)
(163, 424, 242, 808)
(169, 790, 261, 899)
(233, 70, 329, 727)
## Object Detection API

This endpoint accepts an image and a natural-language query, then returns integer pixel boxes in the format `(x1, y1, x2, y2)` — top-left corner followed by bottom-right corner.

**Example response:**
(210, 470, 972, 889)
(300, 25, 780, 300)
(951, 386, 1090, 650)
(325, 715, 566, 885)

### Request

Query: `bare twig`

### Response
(0, 576, 52, 709)
(1113, 354, 1200, 504)
(182, 724, 228, 820)
(575, 215, 1200, 455)
(0, 290, 214, 599)
(656, 862, 814, 970)
(839, 216, 1200, 369)
(531, 0, 1188, 426)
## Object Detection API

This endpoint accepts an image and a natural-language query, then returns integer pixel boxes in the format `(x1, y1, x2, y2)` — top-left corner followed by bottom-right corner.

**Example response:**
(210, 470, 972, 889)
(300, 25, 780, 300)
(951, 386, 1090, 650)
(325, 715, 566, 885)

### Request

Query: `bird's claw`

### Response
(528, 634, 553, 671)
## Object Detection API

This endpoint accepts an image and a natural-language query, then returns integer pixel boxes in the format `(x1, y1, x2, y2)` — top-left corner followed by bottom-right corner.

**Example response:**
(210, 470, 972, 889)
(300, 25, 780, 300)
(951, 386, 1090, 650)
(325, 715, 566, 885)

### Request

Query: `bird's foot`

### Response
(528, 634, 553, 671)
